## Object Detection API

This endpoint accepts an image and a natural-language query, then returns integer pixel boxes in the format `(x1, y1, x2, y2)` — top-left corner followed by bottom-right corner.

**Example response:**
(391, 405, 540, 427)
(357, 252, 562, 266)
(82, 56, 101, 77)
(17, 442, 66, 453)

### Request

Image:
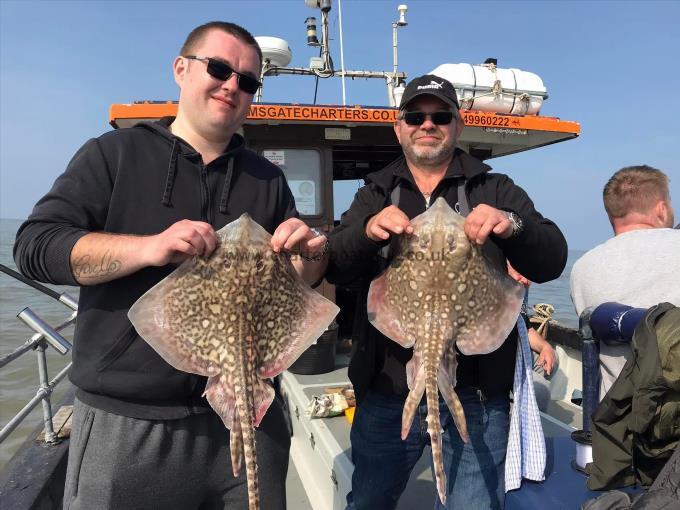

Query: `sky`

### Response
(1, 0, 678, 251)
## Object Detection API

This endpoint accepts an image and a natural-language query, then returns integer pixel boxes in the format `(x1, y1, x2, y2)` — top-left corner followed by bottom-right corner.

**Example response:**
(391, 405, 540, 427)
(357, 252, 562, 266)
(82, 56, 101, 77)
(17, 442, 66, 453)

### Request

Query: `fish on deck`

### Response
(128, 213, 339, 510)
(367, 197, 524, 504)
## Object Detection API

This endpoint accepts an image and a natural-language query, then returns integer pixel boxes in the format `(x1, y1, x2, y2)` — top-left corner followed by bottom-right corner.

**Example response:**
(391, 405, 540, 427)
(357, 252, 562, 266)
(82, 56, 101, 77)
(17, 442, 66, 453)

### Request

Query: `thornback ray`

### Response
(367, 197, 523, 504)
(128, 213, 339, 510)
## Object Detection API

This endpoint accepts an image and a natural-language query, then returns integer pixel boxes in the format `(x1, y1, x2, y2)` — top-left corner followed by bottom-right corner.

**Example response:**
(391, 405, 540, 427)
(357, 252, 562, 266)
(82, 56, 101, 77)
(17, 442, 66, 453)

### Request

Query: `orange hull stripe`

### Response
(109, 102, 579, 134)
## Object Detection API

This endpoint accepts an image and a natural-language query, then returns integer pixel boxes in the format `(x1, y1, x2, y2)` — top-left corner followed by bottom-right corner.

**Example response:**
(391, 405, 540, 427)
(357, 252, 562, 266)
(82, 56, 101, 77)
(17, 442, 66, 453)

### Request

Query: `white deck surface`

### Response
(281, 354, 580, 510)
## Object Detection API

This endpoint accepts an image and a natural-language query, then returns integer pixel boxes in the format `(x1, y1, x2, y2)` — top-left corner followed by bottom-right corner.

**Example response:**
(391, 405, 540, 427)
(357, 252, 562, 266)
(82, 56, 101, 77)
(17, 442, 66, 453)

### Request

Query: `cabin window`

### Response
(262, 149, 322, 216)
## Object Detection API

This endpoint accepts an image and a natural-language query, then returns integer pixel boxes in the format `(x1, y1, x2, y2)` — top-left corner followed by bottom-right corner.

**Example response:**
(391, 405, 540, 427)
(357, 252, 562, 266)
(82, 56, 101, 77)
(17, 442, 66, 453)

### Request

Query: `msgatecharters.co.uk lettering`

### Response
(401, 249, 453, 262)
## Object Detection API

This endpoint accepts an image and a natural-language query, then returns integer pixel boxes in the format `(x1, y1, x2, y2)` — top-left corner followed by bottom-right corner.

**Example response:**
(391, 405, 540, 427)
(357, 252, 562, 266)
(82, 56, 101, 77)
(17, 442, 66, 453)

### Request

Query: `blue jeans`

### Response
(346, 388, 510, 510)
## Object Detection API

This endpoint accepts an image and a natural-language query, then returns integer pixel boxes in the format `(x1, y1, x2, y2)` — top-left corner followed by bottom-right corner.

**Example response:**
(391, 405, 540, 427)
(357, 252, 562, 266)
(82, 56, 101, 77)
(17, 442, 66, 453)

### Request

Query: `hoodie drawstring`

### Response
(219, 156, 234, 214)
(161, 139, 179, 207)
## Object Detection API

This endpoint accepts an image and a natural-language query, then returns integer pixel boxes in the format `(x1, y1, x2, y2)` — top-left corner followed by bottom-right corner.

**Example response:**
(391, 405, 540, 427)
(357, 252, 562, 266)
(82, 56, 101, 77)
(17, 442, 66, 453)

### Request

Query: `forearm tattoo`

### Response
(72, 251, 122, 280)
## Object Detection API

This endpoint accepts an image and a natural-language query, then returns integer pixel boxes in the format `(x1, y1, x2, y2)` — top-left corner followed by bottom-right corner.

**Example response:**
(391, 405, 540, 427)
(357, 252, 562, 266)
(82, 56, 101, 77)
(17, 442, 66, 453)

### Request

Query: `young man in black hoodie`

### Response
(14, 21, 327, 510)
(326, 75, 567, 509)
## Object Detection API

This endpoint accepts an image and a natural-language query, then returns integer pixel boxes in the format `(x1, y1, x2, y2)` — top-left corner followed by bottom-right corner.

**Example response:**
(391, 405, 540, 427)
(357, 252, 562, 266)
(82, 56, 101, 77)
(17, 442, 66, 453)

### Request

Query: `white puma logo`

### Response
(417, 80, 444, 90)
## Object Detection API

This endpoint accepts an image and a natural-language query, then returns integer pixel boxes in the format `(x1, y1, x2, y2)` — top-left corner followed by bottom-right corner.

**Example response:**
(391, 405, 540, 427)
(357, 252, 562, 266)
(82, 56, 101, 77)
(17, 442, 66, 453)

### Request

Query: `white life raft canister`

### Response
(430, 63, 547, 115)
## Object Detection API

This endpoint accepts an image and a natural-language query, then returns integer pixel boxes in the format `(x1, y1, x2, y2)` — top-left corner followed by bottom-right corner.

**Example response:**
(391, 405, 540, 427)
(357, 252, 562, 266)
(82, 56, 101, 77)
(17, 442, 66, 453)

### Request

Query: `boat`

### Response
(1, 2, 621, 509)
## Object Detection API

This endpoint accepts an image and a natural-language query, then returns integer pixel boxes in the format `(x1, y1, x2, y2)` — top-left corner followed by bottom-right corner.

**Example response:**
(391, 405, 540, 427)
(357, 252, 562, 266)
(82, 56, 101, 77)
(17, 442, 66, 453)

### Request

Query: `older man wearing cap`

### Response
(326, 74, 567, 509)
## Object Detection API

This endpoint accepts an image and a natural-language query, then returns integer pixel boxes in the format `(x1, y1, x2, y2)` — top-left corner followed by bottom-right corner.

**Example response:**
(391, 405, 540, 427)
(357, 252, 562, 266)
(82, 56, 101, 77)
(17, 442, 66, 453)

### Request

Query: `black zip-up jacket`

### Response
(13, 118, 297, 418)
(326, 149, 568, 402)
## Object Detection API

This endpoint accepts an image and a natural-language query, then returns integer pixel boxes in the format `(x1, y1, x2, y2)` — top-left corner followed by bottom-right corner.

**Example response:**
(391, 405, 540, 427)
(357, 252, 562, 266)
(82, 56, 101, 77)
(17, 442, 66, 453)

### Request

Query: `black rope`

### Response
(313, 45, 322, 104)
(313, 75, 320, 104)
(0, 263, 61, 301)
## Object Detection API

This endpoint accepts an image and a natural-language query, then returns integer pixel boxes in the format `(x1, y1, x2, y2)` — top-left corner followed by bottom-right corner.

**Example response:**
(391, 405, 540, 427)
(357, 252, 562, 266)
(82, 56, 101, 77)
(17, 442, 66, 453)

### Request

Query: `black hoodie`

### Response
(326, 149, 568, 402)
(13, 118, 297, 418)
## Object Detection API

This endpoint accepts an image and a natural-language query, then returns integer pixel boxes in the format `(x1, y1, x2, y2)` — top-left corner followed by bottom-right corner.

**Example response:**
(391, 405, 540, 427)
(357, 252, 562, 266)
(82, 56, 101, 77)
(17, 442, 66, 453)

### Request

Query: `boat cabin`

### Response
(110, 100, 580, 232)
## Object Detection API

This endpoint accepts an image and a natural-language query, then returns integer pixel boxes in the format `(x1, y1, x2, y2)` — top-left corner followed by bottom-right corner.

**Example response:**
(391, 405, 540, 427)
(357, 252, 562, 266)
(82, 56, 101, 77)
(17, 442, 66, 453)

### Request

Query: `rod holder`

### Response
(59, 292, 79, 311)
(17, 307, 72, 355)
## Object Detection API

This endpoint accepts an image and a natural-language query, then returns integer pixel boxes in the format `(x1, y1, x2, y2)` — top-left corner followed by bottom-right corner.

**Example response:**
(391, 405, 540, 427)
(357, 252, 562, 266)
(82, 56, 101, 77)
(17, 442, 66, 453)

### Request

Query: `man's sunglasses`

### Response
(184, 55, 262, 95)
(402, 111, 455, 126)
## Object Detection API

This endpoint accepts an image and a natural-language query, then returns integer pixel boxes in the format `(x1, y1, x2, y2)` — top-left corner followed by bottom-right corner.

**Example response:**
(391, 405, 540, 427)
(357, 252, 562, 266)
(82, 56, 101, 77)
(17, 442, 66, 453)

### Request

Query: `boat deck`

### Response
(286, 456, 314, 510)
(1, 350, 608, 510)
(280, 355, 605, 510)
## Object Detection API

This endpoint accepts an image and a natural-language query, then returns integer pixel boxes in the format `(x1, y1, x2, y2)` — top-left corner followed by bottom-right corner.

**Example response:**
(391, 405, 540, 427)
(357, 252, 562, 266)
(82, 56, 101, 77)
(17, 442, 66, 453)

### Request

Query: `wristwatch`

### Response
(505, 211, 524, 237)
(299, 228, 329, 261)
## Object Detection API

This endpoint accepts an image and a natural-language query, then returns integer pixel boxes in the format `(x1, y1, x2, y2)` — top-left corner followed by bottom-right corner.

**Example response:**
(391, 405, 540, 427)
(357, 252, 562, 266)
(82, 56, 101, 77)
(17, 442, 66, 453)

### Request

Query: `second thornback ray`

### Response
(367, 197, 524, 504)
(128, 214, 339, 510)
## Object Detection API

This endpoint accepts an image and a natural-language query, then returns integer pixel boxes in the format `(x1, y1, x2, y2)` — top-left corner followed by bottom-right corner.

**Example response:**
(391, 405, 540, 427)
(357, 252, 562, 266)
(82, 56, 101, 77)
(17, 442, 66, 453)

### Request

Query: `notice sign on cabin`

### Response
(289, 180, 316, 215)
(263, 150, 285, 167)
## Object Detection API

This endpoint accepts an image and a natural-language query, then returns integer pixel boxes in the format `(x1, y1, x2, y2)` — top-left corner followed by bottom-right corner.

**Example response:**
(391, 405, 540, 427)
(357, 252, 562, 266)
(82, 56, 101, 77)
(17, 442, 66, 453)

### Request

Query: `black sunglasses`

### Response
(184, 55, 262, 94)
(402, 111, 455, 126)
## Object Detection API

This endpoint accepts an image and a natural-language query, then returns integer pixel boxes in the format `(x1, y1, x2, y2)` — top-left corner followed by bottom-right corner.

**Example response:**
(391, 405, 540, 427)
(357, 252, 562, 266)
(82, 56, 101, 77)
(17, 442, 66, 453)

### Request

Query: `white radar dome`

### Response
(255, 37, 292, 68)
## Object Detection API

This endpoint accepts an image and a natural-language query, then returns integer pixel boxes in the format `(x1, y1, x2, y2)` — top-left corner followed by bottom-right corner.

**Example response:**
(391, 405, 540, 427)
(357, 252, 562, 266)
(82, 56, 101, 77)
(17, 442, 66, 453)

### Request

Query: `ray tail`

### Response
(425, 346, 447, 504)
(423, 311, 448, 504)
(233, 315, 259, 510)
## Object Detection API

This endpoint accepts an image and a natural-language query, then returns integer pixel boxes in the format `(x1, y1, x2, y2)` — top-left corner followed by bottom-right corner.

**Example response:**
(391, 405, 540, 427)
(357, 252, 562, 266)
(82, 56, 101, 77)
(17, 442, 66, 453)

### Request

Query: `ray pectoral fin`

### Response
(258, 290, 339, 378)
(455, 279, 525, 355)
(367, 273, 414, 348)
(128, 287, 218, 377)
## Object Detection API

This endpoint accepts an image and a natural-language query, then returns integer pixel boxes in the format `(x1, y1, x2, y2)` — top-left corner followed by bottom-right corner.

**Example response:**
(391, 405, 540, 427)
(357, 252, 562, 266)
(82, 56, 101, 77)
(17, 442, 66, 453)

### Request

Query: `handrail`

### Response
(0, 264, 78, 445)
(0, 362, 72, 443)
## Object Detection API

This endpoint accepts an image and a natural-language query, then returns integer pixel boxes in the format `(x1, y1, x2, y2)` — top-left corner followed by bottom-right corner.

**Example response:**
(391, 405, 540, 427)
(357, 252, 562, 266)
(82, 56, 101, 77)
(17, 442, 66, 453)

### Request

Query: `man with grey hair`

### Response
(571, 165, 680, 397)
(327, 74, 567, 509)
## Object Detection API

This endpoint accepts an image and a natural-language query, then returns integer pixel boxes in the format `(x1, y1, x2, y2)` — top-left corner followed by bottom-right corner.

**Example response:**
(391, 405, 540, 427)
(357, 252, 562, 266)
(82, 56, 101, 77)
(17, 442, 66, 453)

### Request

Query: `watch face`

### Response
(509, 212, 523, 235)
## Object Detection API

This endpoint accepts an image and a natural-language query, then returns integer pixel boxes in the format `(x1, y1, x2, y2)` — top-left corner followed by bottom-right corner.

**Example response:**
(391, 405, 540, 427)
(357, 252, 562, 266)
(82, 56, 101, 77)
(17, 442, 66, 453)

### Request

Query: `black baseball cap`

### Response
(398, 74, 460, 111)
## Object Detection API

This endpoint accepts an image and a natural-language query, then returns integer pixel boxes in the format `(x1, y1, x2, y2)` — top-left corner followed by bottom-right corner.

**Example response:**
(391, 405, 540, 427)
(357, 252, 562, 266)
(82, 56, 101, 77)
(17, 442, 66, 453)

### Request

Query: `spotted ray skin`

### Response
(367, 198, 523, 504)
(128, 214, 339, 510)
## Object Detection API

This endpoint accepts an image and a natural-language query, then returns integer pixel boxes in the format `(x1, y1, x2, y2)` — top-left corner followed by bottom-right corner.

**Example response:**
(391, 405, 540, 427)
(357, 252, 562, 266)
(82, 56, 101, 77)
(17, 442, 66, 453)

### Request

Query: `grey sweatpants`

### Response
(63, 396, 290, 510)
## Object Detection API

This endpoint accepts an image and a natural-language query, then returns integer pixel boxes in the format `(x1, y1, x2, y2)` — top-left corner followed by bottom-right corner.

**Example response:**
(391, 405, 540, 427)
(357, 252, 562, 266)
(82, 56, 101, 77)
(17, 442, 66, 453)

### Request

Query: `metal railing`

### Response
(0, 263, 77, 444)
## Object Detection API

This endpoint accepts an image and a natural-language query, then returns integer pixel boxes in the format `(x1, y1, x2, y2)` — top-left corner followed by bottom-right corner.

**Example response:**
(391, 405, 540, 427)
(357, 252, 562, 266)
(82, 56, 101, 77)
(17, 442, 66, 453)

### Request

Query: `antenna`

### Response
(390, 4, 408, 107)
(255, 0, 407, 105)
(338, 0, 346, 105)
